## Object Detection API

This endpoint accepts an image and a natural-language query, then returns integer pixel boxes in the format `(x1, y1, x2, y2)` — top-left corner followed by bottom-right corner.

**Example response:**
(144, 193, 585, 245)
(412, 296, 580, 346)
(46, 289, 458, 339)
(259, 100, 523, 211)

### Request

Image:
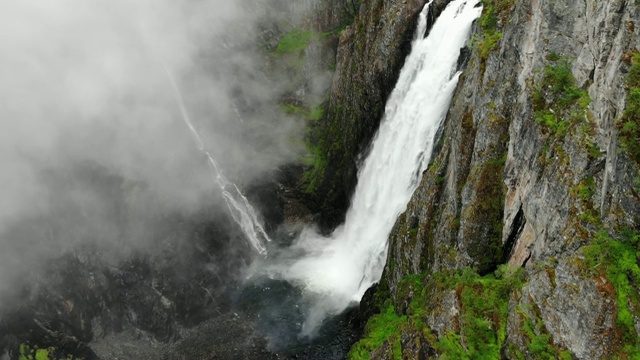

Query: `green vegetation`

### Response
(349, 266, 531, 359)
(513, 303, 574, 360)
(18, 344, 78, 360)
(349, 305, 407, 359)
(271, 27, 335, 203)
(281, 103, 324, 122)
(570, 176, 601, 227)
(300, 110, 345, 201)
(532, 58, 591, 138)
(618, 52, 640, 164)
(582, 229, 640, 357)
(435, 267, 525, 359)
(465, 156, 507, 274)
(531, 56, 602, 229)
(464, 110, 509, 275)
(302, 141, 328, 181)
(275, 29, 318, 56)
(476, 0, 515, 63)
(478, 32, 502, 61)
(281, 101, 328, 189)
(20, 344, 50, 360)
(295, 102, 329, 194)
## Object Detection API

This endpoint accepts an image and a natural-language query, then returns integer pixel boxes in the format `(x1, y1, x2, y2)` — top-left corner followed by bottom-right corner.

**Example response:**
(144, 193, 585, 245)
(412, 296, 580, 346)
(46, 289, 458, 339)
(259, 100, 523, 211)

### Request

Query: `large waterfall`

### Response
(260, 0, 482, 334)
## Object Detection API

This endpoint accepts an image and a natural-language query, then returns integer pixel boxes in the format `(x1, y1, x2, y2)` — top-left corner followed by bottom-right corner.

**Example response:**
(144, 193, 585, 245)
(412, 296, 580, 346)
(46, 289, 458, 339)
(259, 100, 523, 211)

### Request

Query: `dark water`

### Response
(234, 277, 363, 360)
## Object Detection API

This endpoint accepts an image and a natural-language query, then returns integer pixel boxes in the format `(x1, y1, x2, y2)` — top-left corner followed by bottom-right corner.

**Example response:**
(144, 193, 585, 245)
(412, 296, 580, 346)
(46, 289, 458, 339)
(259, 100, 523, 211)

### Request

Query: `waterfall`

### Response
(260, 0, 482, 334)
(164, 67, 271, 255)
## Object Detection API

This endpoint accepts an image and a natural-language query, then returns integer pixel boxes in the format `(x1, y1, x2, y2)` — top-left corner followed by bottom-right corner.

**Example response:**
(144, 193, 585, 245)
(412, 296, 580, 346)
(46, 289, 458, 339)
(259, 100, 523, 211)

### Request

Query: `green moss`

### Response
(18, 344, 79, 360)
(619, 53, 640, 165)
(545, 52, 561, 62)
(570, 176, 601, 228)
(466, 160, 506, 273)
(280, 103, 309, 117)
(351, 266, 527, 359)
(476, 0, 514, 65)
(35, 350, 50, 360)
(478, 32, 502, 61)
(532, 58, 591, 139)
(582, 229, 640, 356)
(348, 305, 407, 359)
(275, 29, 318, 56)
(572, 176, 595, 201)
(293, 101, 330, 196)
(437, 332, 469, 359)
(535, 60, 588, 108)
(436, 267, 525, 358)
(309, 105, 324, 122)
(392, 337, 402, 360)
(20, 344, 51, 360)
(281, 103, 324, 122)
(517, 306, 557, 359)
(301, 143, 328, 188)
(505, 342, 526, 360)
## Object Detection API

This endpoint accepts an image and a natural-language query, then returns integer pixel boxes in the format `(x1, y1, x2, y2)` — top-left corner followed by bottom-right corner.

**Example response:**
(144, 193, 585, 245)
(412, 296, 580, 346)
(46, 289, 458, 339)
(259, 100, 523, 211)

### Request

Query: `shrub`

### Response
(532, 59, 590, 138)
(348, 304, 407, 360)
(351, 266, 530, 359)
(476, 0, 515, 63)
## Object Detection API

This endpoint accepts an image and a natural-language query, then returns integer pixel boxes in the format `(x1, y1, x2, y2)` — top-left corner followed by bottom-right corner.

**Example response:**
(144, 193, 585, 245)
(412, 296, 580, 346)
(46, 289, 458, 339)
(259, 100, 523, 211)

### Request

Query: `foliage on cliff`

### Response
(477, 0, 514, 65)
(350, 266, 536, 359)
(619, 52, 640, 165)
(581, 230, 640, 357)
(532, 56, 591, 138)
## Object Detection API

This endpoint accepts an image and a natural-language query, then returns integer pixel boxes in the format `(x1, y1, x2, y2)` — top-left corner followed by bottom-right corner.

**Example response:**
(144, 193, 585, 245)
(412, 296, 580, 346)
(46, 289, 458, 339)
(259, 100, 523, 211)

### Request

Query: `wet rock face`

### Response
(378, 0, 640, 357)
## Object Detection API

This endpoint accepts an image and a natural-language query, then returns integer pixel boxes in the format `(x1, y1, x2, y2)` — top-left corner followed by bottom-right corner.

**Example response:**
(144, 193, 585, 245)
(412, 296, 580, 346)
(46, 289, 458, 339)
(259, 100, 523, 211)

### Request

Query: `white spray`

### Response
(164, 66, 271, 255)
(260, 0, 482, 334)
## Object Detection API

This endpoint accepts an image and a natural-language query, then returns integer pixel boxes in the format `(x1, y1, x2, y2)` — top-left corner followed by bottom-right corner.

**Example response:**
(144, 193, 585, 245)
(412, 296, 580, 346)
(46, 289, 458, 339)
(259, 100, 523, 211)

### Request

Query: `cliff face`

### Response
(361, 0, 640, 358)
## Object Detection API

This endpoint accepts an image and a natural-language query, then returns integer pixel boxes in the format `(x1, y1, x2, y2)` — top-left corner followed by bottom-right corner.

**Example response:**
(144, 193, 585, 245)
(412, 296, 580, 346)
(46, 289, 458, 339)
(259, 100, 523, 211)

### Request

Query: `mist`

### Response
(0, 0, 306, 295)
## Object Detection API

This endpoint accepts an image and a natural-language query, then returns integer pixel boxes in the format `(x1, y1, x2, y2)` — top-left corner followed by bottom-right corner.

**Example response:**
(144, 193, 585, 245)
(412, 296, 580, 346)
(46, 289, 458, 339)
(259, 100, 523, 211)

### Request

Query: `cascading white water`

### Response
(261, 0, 482, 333)
(164, 67, 271, 255)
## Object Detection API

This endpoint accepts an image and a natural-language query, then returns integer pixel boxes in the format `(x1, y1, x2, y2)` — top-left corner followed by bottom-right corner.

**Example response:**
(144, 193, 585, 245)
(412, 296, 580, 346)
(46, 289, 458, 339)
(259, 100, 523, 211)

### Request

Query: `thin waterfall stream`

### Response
(164, 66, 271, 255)
(254, 0, 482, 335)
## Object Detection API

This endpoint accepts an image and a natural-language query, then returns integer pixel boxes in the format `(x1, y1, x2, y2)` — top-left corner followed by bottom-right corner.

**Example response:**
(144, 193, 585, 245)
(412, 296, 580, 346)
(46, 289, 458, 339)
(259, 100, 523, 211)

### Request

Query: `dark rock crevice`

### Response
(502, 206, 526, 264)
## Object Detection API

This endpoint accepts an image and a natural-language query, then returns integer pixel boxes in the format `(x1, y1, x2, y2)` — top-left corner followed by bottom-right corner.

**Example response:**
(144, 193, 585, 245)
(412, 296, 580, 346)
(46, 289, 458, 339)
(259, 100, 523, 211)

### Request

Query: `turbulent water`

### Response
(258, 0, 483, 334)
(165, 67, 271, 255)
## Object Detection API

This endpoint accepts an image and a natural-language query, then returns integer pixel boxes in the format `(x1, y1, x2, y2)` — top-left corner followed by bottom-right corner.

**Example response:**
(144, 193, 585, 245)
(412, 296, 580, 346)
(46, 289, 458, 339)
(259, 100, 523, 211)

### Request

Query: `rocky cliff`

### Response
(352, 0, 640, 358)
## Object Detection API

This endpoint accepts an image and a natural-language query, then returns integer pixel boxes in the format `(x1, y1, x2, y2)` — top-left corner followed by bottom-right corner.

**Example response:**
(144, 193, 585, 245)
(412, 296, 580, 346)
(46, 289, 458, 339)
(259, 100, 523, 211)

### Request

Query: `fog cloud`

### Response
(0, 0, 305, 293)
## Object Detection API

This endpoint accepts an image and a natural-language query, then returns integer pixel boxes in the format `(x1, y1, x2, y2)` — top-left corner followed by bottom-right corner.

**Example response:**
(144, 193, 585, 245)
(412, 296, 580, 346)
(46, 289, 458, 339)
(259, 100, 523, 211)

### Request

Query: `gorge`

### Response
(1, 0, 640, 359)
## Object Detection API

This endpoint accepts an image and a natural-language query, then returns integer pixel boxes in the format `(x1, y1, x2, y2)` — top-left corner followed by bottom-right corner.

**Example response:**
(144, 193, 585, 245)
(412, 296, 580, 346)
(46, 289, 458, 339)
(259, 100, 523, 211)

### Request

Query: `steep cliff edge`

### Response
(356, 0, 640, 358)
